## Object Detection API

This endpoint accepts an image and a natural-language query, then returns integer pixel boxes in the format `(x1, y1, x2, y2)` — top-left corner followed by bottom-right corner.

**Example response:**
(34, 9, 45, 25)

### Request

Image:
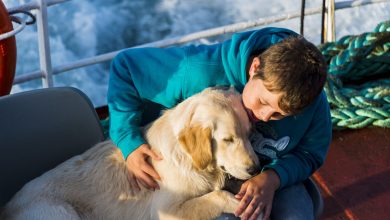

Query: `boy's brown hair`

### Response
(254, 36, 327, 115)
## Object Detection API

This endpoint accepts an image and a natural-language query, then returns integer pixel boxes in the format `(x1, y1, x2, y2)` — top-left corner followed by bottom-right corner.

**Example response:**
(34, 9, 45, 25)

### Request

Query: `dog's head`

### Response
(174, 87, 260, 180)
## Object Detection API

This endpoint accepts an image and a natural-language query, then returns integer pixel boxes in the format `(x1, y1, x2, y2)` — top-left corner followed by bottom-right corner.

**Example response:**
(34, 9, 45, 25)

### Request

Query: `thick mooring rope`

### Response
(319, 20, 390, 129)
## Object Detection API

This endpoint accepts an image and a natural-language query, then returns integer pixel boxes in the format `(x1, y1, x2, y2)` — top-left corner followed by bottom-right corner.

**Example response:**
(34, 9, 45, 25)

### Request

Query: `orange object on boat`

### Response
(0, 1, 16, 96)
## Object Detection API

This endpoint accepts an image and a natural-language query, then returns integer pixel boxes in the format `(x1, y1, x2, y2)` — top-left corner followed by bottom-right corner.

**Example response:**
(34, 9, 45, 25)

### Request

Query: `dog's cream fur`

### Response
(2, 88, 259, 220)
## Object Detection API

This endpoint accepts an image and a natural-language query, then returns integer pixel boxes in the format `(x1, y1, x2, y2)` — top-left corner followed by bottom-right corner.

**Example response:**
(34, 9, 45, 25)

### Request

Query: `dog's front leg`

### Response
(165, 190, 239, 220)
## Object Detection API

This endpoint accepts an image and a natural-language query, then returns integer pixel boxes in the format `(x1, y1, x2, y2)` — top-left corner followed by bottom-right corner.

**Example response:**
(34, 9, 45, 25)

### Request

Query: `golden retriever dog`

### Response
(2, 87, 260, 220)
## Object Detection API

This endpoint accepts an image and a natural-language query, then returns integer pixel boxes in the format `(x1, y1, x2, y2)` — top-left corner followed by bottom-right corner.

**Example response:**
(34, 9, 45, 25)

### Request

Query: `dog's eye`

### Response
(223, 137, 234, 143)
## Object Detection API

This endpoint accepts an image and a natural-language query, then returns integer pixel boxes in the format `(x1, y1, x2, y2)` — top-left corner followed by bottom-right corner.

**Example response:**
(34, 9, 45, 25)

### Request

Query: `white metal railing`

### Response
(36, 0, 53, 87)
(3, 0, 389, 87)
(1, 0, 67, 41)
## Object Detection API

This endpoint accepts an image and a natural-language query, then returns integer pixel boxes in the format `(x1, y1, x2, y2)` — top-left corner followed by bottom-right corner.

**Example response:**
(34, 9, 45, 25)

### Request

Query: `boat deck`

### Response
(314, 127, 390, 220)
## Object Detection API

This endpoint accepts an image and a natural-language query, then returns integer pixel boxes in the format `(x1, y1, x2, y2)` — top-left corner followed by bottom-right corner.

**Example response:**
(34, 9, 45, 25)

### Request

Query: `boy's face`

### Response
(242, 57, 288, 122)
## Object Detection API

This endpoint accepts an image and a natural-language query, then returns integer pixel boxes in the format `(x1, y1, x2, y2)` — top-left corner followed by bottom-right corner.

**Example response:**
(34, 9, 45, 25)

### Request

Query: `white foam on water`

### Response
(4, 0, 390, 106)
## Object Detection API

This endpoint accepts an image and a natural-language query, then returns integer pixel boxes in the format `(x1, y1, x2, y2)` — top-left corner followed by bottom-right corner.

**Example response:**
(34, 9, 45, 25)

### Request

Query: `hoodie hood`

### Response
(221, 27, 298, 92)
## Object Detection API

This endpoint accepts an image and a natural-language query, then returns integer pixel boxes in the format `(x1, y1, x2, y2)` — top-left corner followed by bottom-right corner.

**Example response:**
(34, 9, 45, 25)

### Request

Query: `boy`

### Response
(108, 27, 331, 220)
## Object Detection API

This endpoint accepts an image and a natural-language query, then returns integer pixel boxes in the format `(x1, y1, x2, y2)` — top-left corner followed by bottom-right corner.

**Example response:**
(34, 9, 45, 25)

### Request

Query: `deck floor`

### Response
(314, 127, 390, 220)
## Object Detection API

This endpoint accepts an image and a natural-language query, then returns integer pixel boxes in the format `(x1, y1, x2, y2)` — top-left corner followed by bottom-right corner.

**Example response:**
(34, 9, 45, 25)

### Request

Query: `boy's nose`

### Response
(259, 109, 273, 122)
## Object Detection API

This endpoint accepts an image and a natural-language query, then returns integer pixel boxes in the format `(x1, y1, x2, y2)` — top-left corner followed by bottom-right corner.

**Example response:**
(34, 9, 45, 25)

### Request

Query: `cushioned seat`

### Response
(0, 87, 105, 206)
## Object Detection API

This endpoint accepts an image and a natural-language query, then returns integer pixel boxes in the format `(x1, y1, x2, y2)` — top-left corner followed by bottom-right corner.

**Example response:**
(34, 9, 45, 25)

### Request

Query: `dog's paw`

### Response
(219, 191, 264, 219)
(218, 190, 240, 214)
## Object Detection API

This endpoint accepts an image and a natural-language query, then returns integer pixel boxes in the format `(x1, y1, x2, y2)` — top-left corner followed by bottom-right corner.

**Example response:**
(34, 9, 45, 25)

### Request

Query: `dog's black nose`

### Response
(247, 166, 261, 176)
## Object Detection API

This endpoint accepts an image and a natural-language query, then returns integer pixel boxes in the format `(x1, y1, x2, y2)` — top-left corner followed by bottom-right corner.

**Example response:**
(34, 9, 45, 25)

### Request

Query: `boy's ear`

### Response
(249, 57, 261, 78)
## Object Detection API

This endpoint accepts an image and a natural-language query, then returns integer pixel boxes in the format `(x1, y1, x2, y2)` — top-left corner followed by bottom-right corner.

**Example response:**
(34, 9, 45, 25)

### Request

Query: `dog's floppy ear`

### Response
(171, 100, 196, 136)
(178, 124, 212, 170)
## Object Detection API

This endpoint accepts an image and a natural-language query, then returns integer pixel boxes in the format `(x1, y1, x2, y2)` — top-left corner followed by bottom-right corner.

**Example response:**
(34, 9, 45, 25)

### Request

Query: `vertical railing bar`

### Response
(323, 0, 336, 43)
(36, 0, 53, 88)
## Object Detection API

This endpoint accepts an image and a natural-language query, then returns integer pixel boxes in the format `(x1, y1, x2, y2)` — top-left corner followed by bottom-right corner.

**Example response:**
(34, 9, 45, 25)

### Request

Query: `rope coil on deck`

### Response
(319, 21, 390, 81)
(320, 20, 390, 129)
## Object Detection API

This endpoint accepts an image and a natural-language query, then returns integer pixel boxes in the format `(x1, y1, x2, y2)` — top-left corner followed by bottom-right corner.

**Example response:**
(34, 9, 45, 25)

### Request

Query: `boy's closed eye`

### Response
(270, 112, 285, 120)
(258, 99, 287, 119)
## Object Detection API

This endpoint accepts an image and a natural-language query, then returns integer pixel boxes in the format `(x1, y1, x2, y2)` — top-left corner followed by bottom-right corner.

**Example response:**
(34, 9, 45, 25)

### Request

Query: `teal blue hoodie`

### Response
(108, 27, 332, 189)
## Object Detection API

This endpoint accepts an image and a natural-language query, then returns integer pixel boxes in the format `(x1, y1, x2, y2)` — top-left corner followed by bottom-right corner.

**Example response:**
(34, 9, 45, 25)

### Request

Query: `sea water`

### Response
(4, 0, 390, 107)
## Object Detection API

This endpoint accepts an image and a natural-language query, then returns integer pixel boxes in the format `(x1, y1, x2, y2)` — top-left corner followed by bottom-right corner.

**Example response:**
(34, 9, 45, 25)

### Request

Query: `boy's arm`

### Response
(108, 51, 146, 159)
(108, 47, 186, 159)
(263, 93, 332, 189)
(108, 53, 163, 190)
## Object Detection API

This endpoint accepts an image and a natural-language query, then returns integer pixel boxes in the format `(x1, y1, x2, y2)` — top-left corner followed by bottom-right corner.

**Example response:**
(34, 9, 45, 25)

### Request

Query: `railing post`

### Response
(36, 0, 53, 87)
(323, 0, 336, 43)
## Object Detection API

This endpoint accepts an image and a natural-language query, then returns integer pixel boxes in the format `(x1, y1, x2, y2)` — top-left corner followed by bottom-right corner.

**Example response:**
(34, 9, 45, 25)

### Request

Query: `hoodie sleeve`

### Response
(107, 52, 144, 159)
(107, 48, 186, 159)
(263, 93, 332, 189)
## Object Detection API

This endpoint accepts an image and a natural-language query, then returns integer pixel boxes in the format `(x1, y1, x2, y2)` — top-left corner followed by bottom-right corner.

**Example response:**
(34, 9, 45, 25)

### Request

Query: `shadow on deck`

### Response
(314, 128, 390, 220)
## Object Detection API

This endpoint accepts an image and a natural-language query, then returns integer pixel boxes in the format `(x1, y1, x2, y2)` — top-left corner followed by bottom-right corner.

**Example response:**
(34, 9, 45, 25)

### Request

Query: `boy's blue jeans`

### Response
(215, 183, 314, 220)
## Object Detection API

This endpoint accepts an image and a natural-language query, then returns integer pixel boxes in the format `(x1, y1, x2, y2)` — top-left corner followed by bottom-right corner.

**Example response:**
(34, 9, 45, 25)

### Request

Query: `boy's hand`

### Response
(125, 144, 163, 192)
(234, 169, 280, 220)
